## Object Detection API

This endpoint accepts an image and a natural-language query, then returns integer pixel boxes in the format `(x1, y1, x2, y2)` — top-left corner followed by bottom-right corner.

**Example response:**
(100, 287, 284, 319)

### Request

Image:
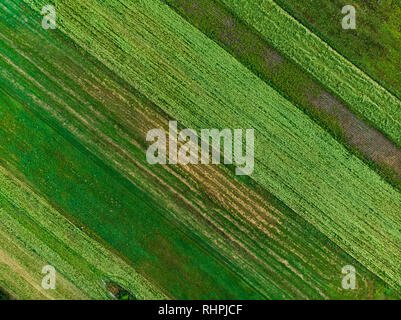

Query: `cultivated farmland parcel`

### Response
(3, 1, 392, 299)
(273, 0, 401, 101)
(0, 157, 164, 300)
(0, 0, 400, 299)
(163, 0, 401, 191)
(219, 0, 401, 148)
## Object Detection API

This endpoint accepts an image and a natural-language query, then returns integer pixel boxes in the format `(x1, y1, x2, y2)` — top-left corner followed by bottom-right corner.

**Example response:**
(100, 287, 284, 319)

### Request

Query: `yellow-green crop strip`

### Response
(0, 163, 166, 300)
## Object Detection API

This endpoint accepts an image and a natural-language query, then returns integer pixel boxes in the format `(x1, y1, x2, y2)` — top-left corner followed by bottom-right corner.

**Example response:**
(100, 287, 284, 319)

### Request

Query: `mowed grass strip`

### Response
(19, 0, 401, 292)
(273, 0, 401, 100)
(2, 1, 399, 299)
(0, 163, 165, 300)
(0, 226, 86, 300)
(218, 0, 401, 148)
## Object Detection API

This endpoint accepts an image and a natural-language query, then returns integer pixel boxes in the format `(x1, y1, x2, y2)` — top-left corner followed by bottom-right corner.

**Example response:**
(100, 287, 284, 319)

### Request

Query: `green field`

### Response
(274, 0, 401, 100)
(219, 0, 401, 148)
(0, 0, 400, 299)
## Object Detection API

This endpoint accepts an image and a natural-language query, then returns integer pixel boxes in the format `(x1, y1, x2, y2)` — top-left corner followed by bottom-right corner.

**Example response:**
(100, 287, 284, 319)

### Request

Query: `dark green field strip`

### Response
(273, 0, 401, 100)
(1, 1, 398, 299)
(0, 89, 262, 299)
(0, 288, 12, 300)
(163, 0, 401, 191)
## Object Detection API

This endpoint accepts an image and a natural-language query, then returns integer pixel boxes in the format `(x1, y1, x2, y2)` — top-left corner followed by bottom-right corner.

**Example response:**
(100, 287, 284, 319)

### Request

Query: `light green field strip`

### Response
(0, 226, 87, 300)
(20, 0, 401, 292)
(0, 164, 166, 300)
(218, 0, 401, 147)
(1, 1, 398, 299)
(272, 0, 401, 100)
